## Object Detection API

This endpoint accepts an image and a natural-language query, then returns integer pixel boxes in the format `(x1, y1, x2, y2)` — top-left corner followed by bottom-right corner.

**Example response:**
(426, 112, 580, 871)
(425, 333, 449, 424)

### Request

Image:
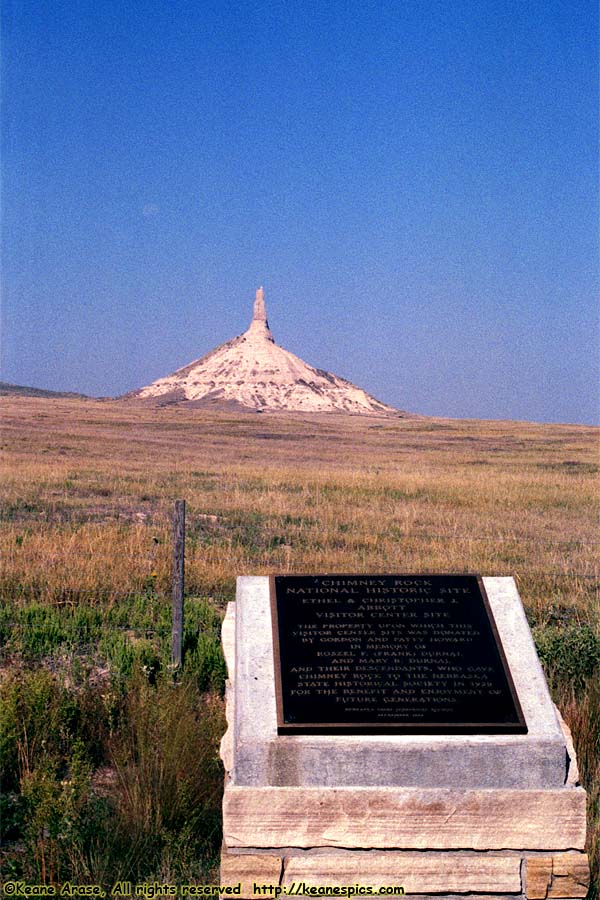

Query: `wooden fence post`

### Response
(172, 499, 185, 669)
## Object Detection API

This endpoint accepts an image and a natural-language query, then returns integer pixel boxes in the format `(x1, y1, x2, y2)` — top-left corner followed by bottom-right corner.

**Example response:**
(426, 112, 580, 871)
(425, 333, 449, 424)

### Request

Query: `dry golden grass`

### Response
(1, 396, 599, 890)
(1, 397, 597, 627)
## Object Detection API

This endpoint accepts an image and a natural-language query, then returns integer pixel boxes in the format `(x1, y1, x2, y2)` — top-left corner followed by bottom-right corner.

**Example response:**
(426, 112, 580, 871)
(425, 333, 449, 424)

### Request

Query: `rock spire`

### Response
(247, 286, 273, 340)
(127, 287, 403, 415)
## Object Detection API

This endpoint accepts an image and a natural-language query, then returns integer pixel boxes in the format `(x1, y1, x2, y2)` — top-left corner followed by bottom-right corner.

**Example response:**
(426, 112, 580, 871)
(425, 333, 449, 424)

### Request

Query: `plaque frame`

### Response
(269, 574, 527, 735)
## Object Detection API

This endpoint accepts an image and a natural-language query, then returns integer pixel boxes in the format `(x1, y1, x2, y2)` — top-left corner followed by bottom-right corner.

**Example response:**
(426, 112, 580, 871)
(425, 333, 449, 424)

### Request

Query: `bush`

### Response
(105, 673, 225, 879)
(0, 669, 105, 794)
(553, 678, 600, 900)
(533, 623, 600, 692)
(1, 667, 225, 884)
(19, 741, 109, 883)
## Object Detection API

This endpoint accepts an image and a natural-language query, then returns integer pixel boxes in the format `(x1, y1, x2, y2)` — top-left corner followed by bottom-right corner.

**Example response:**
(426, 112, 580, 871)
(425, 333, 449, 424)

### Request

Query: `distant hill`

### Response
(0, 382, 90, 399)
(126, 287, 407, 416)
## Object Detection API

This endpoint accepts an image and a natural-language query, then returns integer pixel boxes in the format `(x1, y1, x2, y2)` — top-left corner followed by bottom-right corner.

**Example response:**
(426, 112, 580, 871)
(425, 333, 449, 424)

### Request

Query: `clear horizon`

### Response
(2, 1, 598, 425)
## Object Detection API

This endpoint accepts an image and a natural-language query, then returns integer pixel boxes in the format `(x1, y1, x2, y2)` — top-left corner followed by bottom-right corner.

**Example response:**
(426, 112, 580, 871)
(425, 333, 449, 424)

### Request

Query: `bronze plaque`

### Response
(270, 574, 527, 734)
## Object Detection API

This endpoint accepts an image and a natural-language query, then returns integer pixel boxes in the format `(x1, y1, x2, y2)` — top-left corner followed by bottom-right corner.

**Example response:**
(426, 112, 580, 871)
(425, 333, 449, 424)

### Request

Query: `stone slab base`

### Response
(221, 847, 590, 900)
(223, 784, 587, 850)
(221, 585, 590, 900)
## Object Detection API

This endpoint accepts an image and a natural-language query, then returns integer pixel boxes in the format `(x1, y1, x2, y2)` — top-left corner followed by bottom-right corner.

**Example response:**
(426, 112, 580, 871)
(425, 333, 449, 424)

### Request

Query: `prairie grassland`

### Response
(1, 396, 599, 889)
(1, 397, 598, 622)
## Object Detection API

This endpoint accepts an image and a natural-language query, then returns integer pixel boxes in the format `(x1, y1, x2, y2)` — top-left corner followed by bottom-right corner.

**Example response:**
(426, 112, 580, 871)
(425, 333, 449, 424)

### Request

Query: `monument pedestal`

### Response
(220, 577, 589, 899)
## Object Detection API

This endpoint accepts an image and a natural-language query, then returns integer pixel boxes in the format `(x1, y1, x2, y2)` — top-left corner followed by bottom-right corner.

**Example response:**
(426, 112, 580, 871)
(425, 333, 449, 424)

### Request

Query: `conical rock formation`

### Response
(129, 289, 401, 415)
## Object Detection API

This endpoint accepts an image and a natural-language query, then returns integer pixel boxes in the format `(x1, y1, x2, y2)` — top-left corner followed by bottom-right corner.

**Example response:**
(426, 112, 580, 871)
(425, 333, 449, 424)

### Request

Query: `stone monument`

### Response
(219, 575, 589, 899)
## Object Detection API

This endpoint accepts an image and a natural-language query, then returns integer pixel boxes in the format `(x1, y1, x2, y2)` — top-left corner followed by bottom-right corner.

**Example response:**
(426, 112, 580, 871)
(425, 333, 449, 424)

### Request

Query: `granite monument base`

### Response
(219, 577, 589, 899)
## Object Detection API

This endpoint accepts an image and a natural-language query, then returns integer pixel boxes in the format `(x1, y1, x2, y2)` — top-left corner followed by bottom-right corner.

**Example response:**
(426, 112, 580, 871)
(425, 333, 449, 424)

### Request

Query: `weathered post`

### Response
(172, 499, 185, 669)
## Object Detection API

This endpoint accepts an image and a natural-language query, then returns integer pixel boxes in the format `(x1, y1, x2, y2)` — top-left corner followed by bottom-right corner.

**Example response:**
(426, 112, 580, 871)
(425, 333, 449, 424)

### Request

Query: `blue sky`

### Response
(2, 0, 598, 423)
